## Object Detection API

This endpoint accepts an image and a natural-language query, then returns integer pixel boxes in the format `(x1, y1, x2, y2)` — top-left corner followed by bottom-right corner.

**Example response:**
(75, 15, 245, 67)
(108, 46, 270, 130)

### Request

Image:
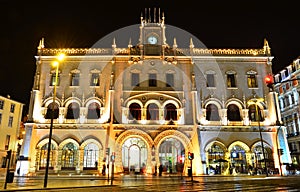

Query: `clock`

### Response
(147, 36, 157, 44)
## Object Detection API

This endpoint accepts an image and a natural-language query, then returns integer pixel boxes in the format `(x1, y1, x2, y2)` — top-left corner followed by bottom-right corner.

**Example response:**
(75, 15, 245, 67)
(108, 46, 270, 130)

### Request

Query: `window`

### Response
(71, 73, 80, 86)
(10, 104, 15, 113)
(66, 103, 80, 119)
(5, 135, 10, 150)
(247, 74, 257, 88)
(0, 100, 4, 110)
(207, 74, 215, 87)
(206, 104, 220, 121)
(50, 73, 60, 86)
(248, 105, 264, 121)
(146, 103, 159, 120)
(164, 103, 177, 120)
(131, 73, 140, 86)
(90, 73, 100, 86)
(87, 102, 101, 119)
(227, 74, 236, 87)
(149, 73, 157, 87)
(166, 73, 174, 87)
(227, 104, 241, 121)
(8, 116, 13, 127)
(0, 113, 2, 124)
(45, 102, 59, 119)
(129, 103, 141, 120)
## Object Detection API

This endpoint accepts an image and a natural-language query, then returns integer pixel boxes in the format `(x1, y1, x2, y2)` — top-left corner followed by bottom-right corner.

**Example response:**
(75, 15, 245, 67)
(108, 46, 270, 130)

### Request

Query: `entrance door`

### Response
(122, 138, 147, 174)
(159, 138, 185, 174)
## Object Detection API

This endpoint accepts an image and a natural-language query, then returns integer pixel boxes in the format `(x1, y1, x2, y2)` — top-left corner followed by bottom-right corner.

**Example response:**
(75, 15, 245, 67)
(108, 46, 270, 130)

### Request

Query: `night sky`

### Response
(1, 0, 299, 116)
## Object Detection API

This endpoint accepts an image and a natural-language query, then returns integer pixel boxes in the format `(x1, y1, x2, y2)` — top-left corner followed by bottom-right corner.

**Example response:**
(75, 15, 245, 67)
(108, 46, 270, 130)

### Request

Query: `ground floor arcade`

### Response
(17, 125, 290, 176)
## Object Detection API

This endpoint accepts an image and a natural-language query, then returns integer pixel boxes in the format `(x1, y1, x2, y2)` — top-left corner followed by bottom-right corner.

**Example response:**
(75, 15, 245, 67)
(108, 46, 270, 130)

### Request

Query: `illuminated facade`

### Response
(274, 57, 300, 169)
(0, 95, 24, 174)
(19, 9, 291, 176)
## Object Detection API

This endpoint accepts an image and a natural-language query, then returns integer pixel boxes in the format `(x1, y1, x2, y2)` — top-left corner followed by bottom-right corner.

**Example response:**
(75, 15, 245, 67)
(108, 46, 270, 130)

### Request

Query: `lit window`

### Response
(50, 72, 60, 86)
(226, 72, 236, 88)
(90, 73, 100, 86)
(247, 74, 257, 88)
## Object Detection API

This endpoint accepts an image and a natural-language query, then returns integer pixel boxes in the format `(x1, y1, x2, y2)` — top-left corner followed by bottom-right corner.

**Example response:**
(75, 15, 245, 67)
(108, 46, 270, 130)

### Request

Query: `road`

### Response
(1, 174, 300, 191)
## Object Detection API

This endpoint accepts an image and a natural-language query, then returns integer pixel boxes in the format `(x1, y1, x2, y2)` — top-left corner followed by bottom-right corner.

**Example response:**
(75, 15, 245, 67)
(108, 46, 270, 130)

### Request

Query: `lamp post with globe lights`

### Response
(44, 53, 65, 188)
(248, 98, 268, 177)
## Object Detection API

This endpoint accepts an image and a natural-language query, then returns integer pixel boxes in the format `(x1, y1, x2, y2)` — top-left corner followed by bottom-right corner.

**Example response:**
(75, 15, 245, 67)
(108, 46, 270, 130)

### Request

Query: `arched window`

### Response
(61, 142, 78, 168)
(84, 143, 99, 168)
(39, 143, 55, 168)
(45, 102, 59, 119)
(87, 102, 100, 119)
(227, 104, 241, 121)
(66, 102, 80, 119)
(147, 103, 159, 120)
(164, 103, 177, 120)
(206, 104, 220, 121)
(129, 103, 141, 120)
(248, 104, 264, 121)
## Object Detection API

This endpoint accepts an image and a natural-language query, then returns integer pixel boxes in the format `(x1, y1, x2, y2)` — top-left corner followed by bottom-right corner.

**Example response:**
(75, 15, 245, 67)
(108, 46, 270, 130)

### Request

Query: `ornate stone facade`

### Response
(19, 9, 291, 176)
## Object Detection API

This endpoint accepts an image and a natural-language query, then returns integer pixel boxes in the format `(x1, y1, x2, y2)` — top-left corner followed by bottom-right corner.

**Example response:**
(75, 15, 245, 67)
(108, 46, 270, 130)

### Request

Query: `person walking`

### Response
(102, 164, 106, 175)
(159, 164, 163, 176)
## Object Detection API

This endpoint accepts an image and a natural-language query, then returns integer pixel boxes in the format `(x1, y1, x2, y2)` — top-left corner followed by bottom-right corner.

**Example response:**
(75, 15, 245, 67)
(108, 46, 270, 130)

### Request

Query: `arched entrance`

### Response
(230, 145, 247, 174)
(207, 143, 226, 174)
(38, 143, 56, 169)
(158, 138, 185, 174)
(61, 142, 78, 170)
(83, 143, 99, 169)
(122, 137, 148, 174)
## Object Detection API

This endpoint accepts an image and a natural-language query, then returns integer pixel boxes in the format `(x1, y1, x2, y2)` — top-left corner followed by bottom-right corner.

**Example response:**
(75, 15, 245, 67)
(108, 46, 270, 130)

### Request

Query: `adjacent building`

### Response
(19, 9, 291, 176)
(0, 95, 24, 173)
(274, 57, 300, 169)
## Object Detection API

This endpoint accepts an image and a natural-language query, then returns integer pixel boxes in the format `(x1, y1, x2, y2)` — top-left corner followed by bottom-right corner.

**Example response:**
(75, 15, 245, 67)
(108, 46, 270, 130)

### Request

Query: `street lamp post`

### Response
(44, 53, 64, 188)
(248, 98, 268, 177)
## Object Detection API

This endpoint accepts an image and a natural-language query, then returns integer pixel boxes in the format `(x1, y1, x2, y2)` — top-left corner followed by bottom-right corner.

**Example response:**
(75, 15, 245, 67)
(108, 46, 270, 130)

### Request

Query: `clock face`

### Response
(147, 36, 157, 44)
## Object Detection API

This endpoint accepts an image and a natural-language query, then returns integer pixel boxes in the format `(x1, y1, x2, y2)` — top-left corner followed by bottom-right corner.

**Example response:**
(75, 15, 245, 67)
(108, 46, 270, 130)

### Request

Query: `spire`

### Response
(112, 38, 116, 49)
(154, 7, 156, 23)
(128, 38, 132, 48)
(158, 8, 161, 23)
(263, 38, 271, 55)
(140, 12, 143, 24)
(162, 12, 165, 24)
(145, 8, 147, 23)
(189, 38, 194, 49)
(173, 38, 177, 49)
(148, 8, 151, 22)
(38, 37, 44, 49)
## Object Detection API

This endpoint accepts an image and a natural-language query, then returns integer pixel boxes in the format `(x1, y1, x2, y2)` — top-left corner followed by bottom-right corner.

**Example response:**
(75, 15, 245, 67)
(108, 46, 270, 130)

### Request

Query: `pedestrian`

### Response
(95, 161, 98, 169)
(159, 164, 163, 176)
(102, 164, 106, 175)
(154, 165, 157, 176)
